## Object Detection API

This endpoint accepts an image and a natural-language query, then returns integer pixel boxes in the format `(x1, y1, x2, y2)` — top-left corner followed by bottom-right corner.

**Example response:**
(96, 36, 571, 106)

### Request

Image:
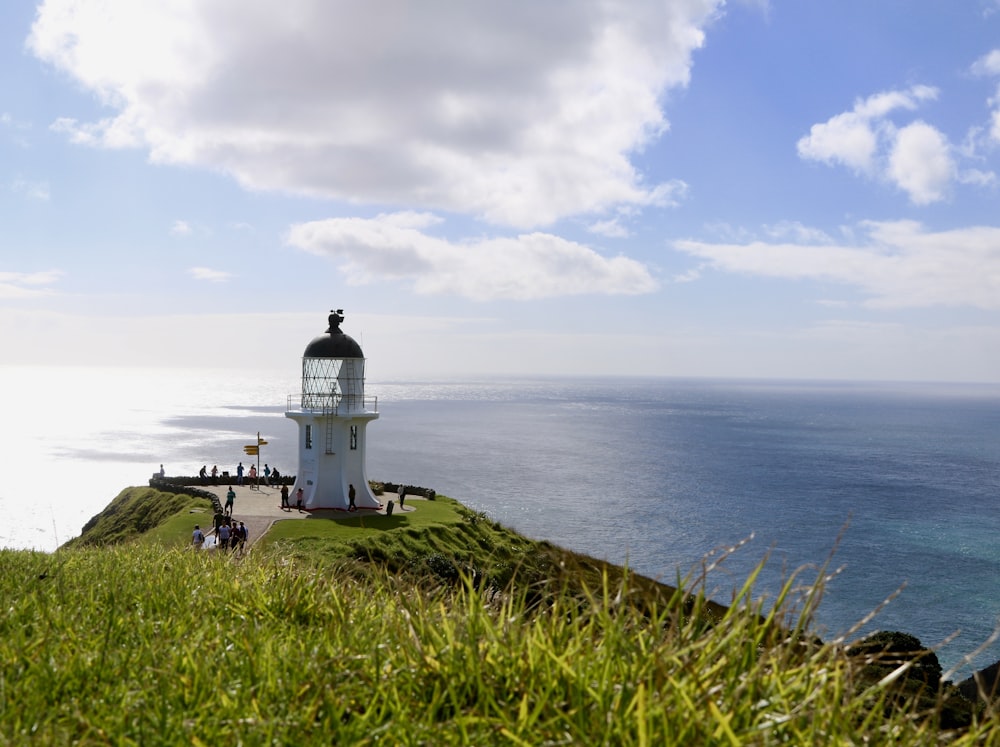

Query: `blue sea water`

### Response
(366, 377, 1000, 679)
(2, 367, 999, 678)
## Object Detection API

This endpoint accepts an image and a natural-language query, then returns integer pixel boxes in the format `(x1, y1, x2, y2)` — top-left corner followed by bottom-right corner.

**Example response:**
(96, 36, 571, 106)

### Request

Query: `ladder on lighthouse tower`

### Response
(323, 389, 338, 454)
(324, 412, 336, 454)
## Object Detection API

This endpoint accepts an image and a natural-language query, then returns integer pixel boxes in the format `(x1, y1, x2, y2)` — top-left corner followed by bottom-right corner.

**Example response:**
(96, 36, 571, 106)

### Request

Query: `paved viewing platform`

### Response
(195, 483, 410, 549)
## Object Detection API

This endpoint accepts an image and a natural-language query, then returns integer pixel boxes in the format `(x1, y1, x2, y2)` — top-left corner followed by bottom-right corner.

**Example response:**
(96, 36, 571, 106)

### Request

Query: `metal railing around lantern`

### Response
(287, 393, 378, 414)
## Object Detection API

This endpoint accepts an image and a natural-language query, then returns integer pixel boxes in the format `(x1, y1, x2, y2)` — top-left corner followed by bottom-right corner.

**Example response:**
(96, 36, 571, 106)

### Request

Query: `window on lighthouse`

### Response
(350, 425, 358, 450)
(305, 425, 313, 450)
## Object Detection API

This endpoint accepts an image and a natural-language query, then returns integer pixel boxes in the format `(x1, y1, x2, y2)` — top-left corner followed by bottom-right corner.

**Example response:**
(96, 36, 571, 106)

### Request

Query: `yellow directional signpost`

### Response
(243, 432, 267, 488)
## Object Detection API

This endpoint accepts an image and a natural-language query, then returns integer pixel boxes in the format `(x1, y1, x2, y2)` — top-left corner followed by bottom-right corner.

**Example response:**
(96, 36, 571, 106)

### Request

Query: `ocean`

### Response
(2, 365, 999, 678)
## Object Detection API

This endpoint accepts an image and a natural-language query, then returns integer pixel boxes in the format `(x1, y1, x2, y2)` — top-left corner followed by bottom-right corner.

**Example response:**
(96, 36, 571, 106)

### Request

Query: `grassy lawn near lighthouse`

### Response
(259, 495, 465, 545)
(26, 482, 990, 742)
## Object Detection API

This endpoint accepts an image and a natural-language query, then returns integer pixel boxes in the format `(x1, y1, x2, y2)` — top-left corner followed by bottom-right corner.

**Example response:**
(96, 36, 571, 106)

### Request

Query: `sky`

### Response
(4, 0, 1000, 382)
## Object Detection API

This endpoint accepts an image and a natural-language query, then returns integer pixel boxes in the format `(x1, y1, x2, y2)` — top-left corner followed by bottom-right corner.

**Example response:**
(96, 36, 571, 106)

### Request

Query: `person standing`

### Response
(280, 484, 290, 510)
(296, 488, 304, 511)
(348, 484, 357, 512)
(225, 487, 236, 516)
(263, 464, 271, 486)
(397, 484, 405, 509)
(211, 465, 218, 483)
(192, 525, 205, 550)
(248, 464, 257, 490)
(236, 462, 244, 486)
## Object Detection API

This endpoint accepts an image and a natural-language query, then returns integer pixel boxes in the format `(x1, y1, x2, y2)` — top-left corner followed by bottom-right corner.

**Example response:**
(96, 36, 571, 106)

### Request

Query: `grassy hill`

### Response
(0, 486, 992, 744)
(62, 486, 215, 549)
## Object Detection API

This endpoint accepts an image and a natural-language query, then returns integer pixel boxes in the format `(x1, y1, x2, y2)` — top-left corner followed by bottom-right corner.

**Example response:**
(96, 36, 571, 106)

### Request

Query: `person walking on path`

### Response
(211, 465, 218, 483)
(234, 522, 248, 555)
(296, 488, 304, 511)
(263, 464, 271, 486)
(192, 525, 205, 550)
(397, 484, 405, 509)
(236, 462, 244, 486)
(216, 522, 231, 551)
(280, 484, 290, 510)
(224, 487, 236, 516)
(348, 484, 357, 512)
(248, 464, 258, 490)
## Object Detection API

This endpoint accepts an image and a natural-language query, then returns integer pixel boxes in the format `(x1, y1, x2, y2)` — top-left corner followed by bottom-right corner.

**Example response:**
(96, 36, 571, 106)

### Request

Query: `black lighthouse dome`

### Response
(303, 309, 364, 359)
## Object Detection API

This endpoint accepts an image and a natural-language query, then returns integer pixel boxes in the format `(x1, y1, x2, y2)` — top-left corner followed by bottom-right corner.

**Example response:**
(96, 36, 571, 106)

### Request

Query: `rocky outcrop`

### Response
(958, 659, 1000, 706)
(847, 630, 976, 729)
(377, 482, 436, 499)
(847, 631, 943, 685)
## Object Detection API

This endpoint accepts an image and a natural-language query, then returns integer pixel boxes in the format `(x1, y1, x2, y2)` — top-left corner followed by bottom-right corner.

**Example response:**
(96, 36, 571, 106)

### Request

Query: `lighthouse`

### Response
(285, 310, 380, 511)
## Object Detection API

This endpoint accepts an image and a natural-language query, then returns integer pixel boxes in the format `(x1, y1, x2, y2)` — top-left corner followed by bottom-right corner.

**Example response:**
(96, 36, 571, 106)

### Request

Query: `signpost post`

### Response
(243, 432, 268, 489)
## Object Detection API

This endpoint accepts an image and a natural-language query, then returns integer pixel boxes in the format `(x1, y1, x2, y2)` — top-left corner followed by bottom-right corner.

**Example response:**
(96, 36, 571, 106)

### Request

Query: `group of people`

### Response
(191, 477, 399, 551)
(192, 510, 249, 553)
(235, 462, 281, 488)
(276, 483, 360, 511)
(162, 462, 285, 488)
(198, 465, 220, 484)
(185, 456, 293, 553)
(279, 484, 306, 511)
(193, 462, 284, 488)
(190, 484, 248, 553)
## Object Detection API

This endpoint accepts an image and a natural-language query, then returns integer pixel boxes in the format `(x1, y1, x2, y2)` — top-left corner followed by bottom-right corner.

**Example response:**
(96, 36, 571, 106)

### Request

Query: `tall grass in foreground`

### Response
(0, 545, 993, 745)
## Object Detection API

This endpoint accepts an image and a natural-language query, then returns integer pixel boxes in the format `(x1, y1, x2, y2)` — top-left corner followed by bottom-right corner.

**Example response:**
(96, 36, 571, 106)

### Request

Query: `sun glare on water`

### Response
(0, 365, 295, 551)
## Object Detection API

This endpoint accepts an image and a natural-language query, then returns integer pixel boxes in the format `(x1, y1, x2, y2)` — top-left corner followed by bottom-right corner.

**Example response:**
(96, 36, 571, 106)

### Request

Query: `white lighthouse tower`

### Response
(285, 310, 381, 511)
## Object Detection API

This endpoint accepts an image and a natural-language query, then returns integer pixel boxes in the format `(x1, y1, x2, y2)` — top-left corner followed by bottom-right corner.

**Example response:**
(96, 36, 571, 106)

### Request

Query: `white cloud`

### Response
(796, 85, 937, 175)
(286, 211, 658, 300)
(672, 264, 704, 283)
(971, 51, 1000, 148)
(188, 267, 232, 283)
(762, 220, 835, 244)
(796, 109, 880, 174)
(50, 115, 139, 147)
(9, 178, 50, 201)
(1, 113, 30, 132)
(170, 219, 192, 236)
(0, 270, 62, 299)
(702, 222, 755, 242)
(972, 49, 1000, 77)
(886, 121, 955, 204)
(732, 0, 770, 11)
(674, 220, 1000, 309)
(795, 85, 966, 203)
(857, 86, 938, 118)
(588, 218, 631, 238)
(28, 0, 721, 230)
(1, 109, 37, 148)
(958, 168, 997, 187)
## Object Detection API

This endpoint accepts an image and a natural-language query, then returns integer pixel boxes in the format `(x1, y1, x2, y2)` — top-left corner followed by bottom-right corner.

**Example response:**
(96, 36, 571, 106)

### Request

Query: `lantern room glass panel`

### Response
(301, 358, 343, 409)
